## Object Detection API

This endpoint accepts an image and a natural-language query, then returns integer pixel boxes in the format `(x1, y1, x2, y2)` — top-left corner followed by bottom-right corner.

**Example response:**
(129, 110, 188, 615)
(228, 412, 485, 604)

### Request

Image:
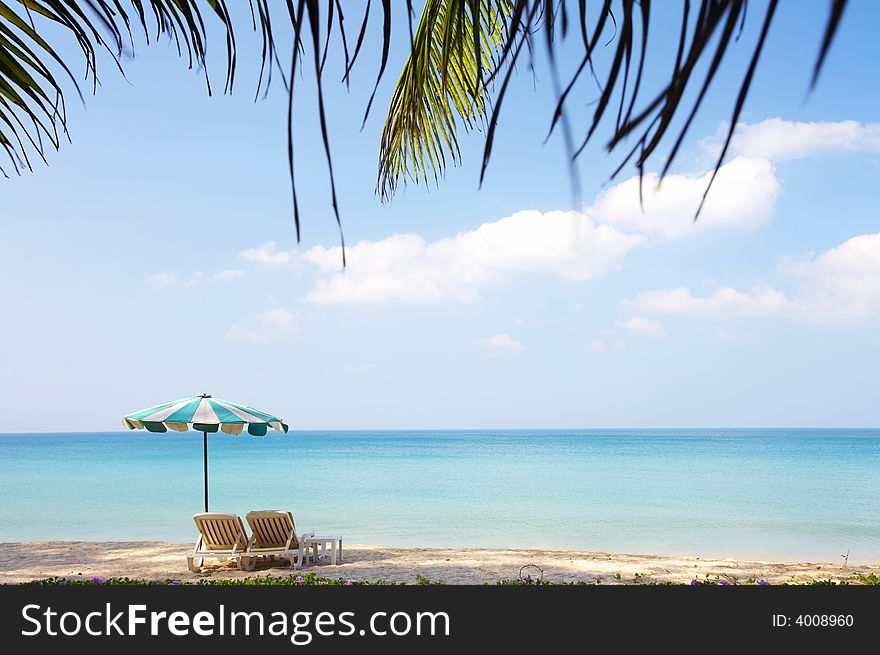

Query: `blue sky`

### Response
(2, 1, 879, 431)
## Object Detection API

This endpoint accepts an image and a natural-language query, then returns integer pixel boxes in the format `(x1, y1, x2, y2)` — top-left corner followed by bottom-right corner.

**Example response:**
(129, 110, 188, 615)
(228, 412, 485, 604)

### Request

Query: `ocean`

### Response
(0, 429, 877, 563)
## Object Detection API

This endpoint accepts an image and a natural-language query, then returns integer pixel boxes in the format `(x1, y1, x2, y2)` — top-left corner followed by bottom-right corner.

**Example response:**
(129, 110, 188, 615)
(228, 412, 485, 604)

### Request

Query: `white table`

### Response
(304, 535, 343, 565)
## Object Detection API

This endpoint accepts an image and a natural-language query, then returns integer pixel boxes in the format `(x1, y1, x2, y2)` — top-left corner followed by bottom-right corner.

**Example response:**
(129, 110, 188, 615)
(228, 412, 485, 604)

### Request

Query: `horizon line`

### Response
(2, 426, 880, 436)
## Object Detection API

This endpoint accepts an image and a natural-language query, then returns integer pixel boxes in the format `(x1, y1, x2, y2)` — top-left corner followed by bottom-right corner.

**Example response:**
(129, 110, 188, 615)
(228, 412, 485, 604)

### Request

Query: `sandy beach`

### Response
(1, 541, 876, 585)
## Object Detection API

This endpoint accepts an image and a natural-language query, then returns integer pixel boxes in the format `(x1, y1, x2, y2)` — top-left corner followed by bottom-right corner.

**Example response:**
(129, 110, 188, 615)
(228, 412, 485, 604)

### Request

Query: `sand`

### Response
(1, 541, 876, 584)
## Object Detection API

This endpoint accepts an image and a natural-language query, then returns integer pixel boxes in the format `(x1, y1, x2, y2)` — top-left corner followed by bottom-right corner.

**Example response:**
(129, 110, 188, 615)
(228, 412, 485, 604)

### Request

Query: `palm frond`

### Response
(0, 0, 237, 176)
(0, 0, 853, 252)
(379, 0, 849, 218)
(377, 0, 507, 201)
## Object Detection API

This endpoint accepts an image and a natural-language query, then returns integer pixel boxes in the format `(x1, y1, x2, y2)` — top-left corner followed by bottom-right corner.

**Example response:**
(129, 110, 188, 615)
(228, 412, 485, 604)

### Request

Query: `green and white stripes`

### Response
(123, 394, 288, 436)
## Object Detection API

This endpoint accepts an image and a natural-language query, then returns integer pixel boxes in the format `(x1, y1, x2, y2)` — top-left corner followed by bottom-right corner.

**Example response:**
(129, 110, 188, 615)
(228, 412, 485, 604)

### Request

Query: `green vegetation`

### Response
(854, 573, 880, 585)
(16, 572, 880, 586)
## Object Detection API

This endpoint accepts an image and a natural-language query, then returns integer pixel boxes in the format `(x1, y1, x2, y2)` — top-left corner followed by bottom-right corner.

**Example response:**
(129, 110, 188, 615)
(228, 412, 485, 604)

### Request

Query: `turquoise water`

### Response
(0, 429, 877, 563)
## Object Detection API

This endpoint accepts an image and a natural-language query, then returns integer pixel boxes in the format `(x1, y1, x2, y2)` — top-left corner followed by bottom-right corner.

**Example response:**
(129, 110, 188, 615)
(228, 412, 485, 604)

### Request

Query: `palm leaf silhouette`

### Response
(0, 1, 850, 251)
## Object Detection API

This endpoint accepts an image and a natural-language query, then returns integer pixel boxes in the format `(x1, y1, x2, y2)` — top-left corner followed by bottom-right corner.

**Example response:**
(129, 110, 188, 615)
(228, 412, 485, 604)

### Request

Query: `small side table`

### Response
(304, 535, 343, 565)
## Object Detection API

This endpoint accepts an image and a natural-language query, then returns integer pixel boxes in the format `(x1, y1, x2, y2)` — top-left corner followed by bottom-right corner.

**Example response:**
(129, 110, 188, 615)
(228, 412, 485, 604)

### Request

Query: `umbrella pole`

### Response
(203, 431, 209, 512)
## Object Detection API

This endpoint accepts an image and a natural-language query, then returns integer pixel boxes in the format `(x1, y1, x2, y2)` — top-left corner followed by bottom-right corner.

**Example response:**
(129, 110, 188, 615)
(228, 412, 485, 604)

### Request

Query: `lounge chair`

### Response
(187, 512, 251, 573)
(245, 510, 312, 570)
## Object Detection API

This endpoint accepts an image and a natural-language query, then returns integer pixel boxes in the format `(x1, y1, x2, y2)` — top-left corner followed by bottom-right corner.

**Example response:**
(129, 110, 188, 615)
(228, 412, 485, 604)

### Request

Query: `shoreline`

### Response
(2, 541, 877, 585)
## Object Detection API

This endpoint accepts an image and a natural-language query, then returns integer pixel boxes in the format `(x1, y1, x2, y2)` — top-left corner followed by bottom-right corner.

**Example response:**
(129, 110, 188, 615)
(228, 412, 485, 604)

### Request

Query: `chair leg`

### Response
(187, 556, 201, 573)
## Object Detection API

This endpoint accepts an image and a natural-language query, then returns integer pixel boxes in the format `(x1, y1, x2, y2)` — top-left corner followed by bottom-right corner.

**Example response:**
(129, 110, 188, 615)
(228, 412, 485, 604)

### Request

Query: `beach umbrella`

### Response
(122, 393, 288, 511)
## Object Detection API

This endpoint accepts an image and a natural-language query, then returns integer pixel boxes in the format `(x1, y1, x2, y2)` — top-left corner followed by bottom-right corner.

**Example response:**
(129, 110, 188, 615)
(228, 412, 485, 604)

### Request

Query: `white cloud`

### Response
(589, 156, 780, 240)
(619, 316, 668, 338)
(147, 271, 204, 288)
(625, 232, 880, 324)
(260, 307, 298, 331)
(625, 285, 792, 319)
(149, 270, 245, 286)
(303, 211, 644, 303)
(215, 269, 245, 280)
(237, 119, 878, 306)
(781, 232, 880, 321)
(478, 333, 523, 354)
(226, 325, 271, 343)
(147, 272, 177, 288)
(239, 241, 297, 266)
(226, 307, 298, 343)
(722, 118, 880, 162)
(299, 155, 778, 305)
(586, 339, 607, 353)
(783, 232, 880, 281)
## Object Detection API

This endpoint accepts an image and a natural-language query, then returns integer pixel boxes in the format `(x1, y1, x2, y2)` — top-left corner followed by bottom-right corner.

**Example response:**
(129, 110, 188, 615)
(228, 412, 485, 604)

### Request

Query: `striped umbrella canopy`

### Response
(123, 394, 289, 511)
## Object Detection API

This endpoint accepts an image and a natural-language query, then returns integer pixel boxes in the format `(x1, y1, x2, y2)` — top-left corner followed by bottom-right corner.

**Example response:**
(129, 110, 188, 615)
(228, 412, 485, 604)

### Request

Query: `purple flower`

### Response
(758, 580, 769, 586)
(91, 577, 106, 583)
(719, 580, 729, 585)
(690, 579, 698, 586)
(345, 581, 353, 586)
(296, 575, 304, 584)
(521, 576, 532, 583)
(318, 581, 325, 586)
(170, 580, 180, 586)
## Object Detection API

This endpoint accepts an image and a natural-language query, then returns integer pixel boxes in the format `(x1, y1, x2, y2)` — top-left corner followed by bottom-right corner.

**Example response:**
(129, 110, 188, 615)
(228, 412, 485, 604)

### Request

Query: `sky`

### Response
(1, 1, 879, 431)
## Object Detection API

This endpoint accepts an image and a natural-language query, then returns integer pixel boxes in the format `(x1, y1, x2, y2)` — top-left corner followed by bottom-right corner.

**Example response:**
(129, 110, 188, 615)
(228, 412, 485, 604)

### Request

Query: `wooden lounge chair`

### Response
(245, 510, 312, 570)
(187, 512, 251, 573)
